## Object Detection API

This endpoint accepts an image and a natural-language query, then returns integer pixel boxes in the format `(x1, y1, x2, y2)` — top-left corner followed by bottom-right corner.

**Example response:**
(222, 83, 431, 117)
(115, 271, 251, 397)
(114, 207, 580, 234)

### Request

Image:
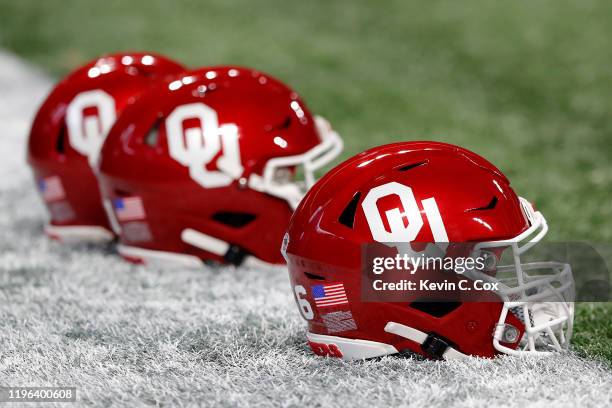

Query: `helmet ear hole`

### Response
(211, 212, 256, 228)
(304, 271, 326, 281)
(409, 301, 462, 318)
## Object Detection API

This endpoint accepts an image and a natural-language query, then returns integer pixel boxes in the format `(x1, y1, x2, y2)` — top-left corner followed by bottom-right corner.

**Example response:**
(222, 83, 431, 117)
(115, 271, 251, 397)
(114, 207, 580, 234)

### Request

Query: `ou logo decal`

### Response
(361, 181, 449, 243)
(66, 90, 116, 166)
(166, 103, 243, 188)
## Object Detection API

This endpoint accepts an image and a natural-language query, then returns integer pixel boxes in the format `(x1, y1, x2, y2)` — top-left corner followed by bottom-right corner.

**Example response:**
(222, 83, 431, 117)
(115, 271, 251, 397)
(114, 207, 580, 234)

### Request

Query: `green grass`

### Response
(574, 303, 612, 363)
(0, 0, 610, 363)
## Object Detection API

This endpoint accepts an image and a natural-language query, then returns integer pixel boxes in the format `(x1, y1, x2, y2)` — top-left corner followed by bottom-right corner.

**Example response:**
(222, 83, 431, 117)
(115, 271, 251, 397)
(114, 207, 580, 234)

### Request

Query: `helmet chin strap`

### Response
(182, 228, 229, 256)
(384, 322, 468, 360)
(181, 228, 276, 267)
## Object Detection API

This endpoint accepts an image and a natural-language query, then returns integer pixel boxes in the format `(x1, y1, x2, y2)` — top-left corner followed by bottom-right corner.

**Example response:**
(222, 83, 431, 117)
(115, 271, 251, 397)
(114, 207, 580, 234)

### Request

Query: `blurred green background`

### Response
(0, 0, 610, 361)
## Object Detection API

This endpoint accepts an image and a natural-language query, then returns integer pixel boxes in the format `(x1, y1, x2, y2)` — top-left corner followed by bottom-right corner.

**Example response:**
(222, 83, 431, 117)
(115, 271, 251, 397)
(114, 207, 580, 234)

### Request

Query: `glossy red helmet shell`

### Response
(98, 66, 342, 266)
(27, 52, 184, 243)
(283, 141, 567, 360)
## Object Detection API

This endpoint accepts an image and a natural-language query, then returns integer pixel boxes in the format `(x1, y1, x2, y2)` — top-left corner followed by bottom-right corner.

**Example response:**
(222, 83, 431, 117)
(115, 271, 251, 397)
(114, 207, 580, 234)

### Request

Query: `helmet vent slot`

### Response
(114, 189, 133, 197)
(304, 272, 326, 281)
(398, 160, 428, 172)
(338, 192, 361, 229)
(279, 116, 292, 129)
(266, 116, 292, 132)
(409, 301, 461, 317)
(144, 121, 161, 147)
(56, 125, 67, 154)
(466, 196, 498, 212)
(212, 212, 256, 228)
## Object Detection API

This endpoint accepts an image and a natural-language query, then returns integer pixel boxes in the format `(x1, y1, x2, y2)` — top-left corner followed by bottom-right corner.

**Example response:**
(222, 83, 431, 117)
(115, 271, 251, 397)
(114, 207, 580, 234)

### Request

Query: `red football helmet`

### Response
(27, 52, 184, 243)
(283, 141, 574, 360)
(97, 66, 343, 267)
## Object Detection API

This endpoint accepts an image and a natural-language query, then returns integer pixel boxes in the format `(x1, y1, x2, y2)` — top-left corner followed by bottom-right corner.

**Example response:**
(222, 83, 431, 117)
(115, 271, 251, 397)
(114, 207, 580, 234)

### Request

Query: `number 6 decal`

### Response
(294, 285, 314, 320)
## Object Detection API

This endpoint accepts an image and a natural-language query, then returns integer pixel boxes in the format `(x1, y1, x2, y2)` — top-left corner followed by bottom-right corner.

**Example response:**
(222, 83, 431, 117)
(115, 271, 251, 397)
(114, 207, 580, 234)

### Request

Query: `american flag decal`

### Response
(113, 196, 146, 221)
(38, 176, 65, 202)
(312, 283, 349, 308)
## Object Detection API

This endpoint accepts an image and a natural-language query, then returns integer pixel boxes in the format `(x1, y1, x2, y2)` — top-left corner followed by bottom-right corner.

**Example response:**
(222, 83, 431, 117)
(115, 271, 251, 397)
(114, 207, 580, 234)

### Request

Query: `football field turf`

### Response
(0, 1, 611, 406)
